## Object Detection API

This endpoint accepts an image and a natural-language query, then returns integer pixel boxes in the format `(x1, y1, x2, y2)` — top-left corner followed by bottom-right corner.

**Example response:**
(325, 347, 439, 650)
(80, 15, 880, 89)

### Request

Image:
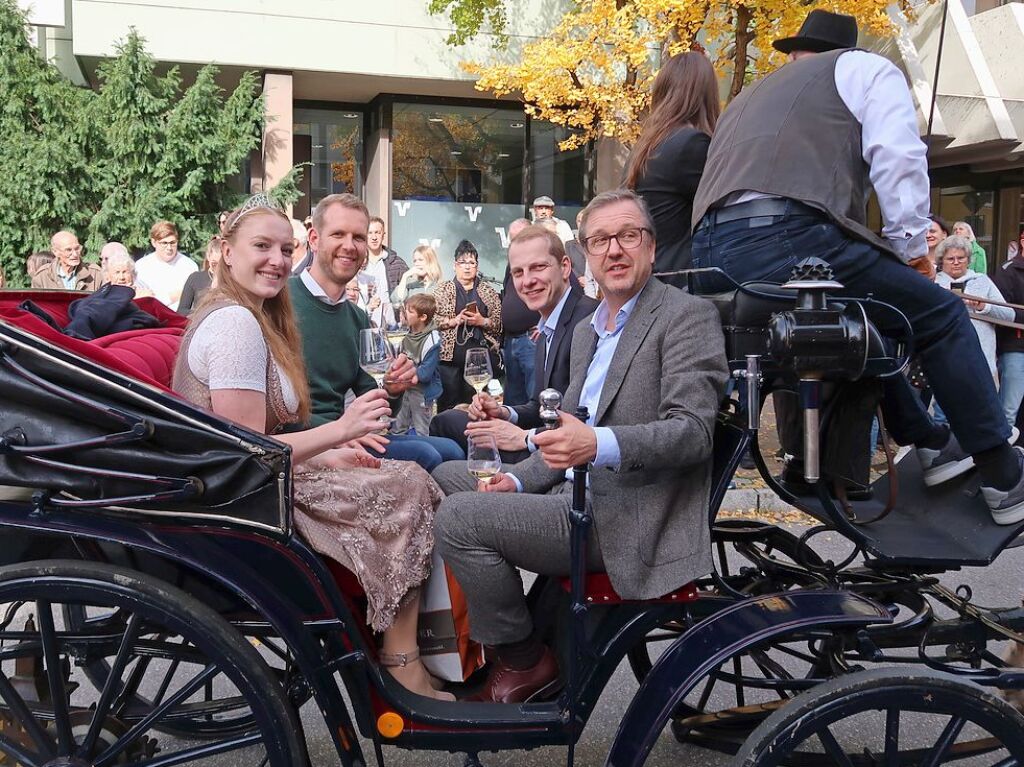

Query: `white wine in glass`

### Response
(384, 322, 409, 358)
(464, 347, 493, 395)
(467, 435, 501, 487)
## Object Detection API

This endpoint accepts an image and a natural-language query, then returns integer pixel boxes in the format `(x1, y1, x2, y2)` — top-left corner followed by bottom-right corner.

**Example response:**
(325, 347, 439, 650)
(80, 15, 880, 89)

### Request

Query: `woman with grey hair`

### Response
(952, 220, 988, 274)
(936, 234, 1012, 377)
(104, 249, 153, 298)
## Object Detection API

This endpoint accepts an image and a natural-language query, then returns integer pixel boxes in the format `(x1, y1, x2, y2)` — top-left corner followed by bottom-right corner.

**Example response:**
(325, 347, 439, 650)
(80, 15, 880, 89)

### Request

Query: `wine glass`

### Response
(463, 347, 493, 396)
(384, 310, 409, 358)
(467, 434, 501, 490)
(358, 328, 393, 428)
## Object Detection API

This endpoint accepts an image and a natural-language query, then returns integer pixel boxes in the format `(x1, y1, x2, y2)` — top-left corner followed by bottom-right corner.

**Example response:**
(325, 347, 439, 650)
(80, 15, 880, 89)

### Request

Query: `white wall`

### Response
(70, 0, 565, 85)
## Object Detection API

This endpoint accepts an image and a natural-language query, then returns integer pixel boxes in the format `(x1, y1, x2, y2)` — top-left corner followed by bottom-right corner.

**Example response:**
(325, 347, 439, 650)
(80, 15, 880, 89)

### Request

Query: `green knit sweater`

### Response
(289, 275, 384, 428)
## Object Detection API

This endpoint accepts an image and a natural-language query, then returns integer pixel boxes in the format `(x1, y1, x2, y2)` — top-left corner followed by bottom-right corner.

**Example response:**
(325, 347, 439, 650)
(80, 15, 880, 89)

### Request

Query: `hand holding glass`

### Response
(464, 347, 492, 395)
(358, 329, 393, 427)
(467, 434, 501, 490)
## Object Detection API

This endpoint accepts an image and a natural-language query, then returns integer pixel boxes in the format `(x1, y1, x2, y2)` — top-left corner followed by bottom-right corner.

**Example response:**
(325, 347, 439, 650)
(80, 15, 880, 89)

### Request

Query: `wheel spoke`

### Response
(732, 656, 746, 707)
(34, 600, 75, 754)
(151, 655, 181, 706)
(119, 733, 263, 767)
(0, 732, 44, 767)
(818, 725, 856, 767)
(0, 665, 57, 757)
(78, 612, 143, 758)
(883, 707, 899, 767)
(921, 716, 967, 767)
(95, 662, 219, 766)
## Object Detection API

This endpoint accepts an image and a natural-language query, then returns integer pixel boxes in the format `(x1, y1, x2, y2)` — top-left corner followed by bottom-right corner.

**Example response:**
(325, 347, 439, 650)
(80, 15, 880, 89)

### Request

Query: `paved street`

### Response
(284, 525, 1024, 767)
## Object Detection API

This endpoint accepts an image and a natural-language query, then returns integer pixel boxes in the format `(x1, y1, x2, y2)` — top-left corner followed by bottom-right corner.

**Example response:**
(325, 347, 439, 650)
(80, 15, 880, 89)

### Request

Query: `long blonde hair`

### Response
(411, 244, 443, 285)
(195, 205, 311, 423)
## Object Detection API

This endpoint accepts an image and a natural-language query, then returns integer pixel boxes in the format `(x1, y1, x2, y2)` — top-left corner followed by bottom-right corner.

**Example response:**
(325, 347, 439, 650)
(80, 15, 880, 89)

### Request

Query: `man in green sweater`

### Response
(288, 193, 464, 470)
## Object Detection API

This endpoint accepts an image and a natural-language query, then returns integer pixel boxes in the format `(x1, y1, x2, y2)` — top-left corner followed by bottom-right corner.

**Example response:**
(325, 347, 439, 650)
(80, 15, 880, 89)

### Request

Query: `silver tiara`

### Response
(228, 193, 282, 230)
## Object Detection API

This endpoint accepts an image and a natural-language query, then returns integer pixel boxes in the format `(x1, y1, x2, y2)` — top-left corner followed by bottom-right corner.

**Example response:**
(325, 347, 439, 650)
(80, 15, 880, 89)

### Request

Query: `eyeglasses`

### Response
(582, 228, 649, 256)
(156, 239, 178, 248)
(945, 254, 970, 262)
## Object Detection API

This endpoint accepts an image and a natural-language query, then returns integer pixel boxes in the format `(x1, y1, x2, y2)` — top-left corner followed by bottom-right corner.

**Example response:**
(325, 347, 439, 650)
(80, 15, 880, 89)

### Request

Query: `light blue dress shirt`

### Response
(508, 290, 642, 491)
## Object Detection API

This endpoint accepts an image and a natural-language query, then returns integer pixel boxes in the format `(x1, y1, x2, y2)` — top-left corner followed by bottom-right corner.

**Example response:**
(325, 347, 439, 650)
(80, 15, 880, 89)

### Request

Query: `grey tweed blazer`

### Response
(513, 278, 728, 600)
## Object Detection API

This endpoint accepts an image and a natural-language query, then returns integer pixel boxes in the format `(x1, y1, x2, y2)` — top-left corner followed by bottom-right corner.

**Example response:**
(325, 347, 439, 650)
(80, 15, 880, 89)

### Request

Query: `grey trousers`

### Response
(432, 461, 604, 646)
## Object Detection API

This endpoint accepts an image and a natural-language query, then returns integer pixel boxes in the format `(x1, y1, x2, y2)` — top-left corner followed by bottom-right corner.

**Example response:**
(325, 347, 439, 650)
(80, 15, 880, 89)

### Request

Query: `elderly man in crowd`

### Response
(531, 195, 575, 244)
(431, 225, 599, 462)
(31, 231, 102, 291)
(432, 189, 728, 703)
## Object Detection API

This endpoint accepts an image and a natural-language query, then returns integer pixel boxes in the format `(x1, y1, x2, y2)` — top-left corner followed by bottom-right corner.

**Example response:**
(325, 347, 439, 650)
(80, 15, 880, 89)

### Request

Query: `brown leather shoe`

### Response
(468, 646, 561, 704)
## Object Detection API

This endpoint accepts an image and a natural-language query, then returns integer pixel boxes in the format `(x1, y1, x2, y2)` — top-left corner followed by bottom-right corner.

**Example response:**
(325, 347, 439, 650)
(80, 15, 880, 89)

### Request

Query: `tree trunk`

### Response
(730, 5, 752, 101)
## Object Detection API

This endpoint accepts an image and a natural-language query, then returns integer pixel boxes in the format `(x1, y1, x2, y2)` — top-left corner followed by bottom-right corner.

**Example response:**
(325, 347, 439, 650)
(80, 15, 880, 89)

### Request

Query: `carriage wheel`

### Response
(0, 560, 307, 766)
(627, 521, 826, 684)
(732, 668, 1024, 766)
(60, 603, 298, 739)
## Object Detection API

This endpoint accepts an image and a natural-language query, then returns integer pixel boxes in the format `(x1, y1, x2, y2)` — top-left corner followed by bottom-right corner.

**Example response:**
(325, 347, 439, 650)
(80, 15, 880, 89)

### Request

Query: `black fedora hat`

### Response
(773, 10, 859, 54)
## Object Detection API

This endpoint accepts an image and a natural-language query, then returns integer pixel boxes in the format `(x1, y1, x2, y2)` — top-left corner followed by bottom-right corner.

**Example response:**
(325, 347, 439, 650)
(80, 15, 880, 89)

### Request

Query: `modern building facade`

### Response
(20, 0, 1024, 276)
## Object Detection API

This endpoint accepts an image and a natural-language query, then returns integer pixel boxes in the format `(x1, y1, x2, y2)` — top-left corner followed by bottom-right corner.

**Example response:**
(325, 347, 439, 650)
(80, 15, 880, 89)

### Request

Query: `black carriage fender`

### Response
(604, 589, 891, 767)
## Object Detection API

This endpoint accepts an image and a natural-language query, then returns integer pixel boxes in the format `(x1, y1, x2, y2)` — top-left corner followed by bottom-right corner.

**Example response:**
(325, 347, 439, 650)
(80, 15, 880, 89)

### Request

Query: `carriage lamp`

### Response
(539, 389, 562, 431)
(768, 258, 870, 483)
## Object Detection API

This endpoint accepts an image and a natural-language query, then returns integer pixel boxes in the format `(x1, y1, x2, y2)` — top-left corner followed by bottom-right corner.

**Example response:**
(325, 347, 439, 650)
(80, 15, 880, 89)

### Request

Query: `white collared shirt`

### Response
(300, 269, 347, 306)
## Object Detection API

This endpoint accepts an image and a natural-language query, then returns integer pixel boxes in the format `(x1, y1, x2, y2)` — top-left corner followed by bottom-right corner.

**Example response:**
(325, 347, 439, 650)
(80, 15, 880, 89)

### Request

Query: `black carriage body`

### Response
(0, 298, 903, 767)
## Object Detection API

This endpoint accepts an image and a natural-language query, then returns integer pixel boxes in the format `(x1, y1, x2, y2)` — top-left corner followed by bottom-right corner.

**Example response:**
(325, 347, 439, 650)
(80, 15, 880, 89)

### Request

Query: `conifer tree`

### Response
(0, 0, 296, 285)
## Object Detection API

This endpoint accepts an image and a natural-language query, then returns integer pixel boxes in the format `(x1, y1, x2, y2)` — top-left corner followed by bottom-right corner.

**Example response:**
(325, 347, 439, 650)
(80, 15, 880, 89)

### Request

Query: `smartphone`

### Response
(464, 301, 479, 314)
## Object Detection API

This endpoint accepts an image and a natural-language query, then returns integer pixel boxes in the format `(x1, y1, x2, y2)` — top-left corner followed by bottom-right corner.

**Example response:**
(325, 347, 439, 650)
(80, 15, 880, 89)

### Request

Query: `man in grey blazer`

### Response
(432, 189, 728, 703)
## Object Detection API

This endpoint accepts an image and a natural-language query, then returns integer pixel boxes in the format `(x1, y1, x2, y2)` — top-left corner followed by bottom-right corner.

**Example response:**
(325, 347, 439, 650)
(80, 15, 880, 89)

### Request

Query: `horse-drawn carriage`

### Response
(0, 266, 1022, 767)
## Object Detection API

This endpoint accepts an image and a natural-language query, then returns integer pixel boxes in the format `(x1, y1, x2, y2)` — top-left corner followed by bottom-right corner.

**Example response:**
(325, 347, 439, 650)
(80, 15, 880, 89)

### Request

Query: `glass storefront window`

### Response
(392, 103, 524, 204)
(934, 186, 995, 271)
(390, 103, 590, 283)
(531, 121, 587, 230)
(294, 108, 364, 210)
(391, 103, 526, 282)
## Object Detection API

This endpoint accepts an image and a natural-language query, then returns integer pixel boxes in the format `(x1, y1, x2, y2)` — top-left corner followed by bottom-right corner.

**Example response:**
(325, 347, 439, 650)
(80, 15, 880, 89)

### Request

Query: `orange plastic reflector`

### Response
(377, 712, 405, 739)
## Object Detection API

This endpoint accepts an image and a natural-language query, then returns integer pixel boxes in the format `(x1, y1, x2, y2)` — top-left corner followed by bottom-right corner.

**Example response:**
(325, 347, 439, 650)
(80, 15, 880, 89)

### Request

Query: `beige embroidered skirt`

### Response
(292, 459, 442, 632)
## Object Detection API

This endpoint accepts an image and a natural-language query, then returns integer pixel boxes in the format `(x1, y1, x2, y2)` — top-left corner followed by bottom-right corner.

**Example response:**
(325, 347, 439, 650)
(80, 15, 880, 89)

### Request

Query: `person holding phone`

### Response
(936, 235, 1013, 379)
(434, 240, 503, 412)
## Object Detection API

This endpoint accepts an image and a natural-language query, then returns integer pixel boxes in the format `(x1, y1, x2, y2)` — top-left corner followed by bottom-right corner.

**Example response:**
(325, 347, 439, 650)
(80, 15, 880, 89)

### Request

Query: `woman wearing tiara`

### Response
(172, 195, 452, 701)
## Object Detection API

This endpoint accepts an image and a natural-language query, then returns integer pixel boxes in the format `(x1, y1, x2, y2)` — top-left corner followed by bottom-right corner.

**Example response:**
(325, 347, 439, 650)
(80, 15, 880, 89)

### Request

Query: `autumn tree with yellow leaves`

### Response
(431, 0, 916, 150)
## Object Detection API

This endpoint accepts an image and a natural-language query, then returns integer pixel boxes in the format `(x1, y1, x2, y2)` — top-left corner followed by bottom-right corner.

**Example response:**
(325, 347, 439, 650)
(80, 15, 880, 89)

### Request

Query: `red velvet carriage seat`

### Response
(558, 573, 699, 604)
(0, 290, 187, 390)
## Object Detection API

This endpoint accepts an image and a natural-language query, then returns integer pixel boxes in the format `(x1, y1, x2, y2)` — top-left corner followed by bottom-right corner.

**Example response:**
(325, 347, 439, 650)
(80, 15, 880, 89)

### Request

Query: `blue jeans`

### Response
(691, 211, 1009, 455)
(503, 333, 537, 407)
(375, 433, 464, 472)
(999, 352, 1024, 428)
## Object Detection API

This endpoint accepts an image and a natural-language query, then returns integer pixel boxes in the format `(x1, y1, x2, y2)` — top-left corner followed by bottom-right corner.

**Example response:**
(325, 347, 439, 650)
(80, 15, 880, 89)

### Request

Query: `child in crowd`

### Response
(395, 293, 441, 436)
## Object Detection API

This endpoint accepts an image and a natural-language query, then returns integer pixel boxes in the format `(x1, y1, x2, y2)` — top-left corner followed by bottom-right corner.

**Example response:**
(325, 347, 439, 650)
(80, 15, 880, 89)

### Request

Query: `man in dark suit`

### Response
(429, 226, 598, 462)
(432, 190, 728, 703)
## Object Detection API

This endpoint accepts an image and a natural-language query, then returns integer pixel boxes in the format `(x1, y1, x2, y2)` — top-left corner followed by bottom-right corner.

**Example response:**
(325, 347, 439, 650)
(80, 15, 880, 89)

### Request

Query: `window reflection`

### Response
(392, 104, 524, 204)
(294, 108, 364, 207)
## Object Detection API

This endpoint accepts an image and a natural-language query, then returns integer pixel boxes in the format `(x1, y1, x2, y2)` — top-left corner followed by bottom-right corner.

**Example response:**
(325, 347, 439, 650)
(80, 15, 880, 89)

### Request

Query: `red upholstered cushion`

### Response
(0, 290, 186, 391)
(558, 573, 699, 604)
